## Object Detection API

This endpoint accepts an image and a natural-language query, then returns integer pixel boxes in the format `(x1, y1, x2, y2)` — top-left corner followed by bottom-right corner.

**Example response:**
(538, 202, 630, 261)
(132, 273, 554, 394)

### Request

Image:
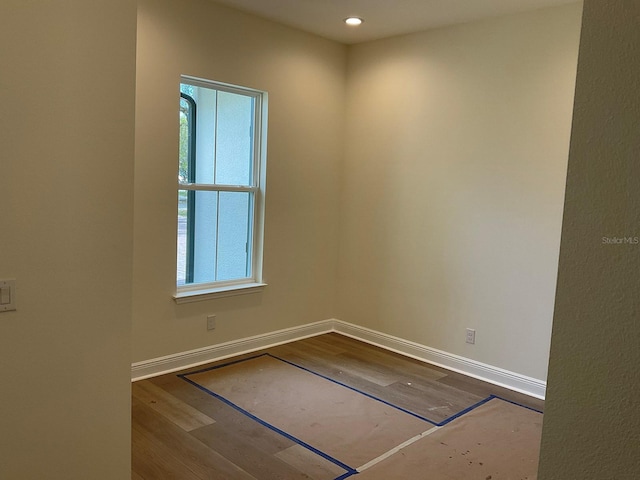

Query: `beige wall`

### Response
(0, 1, 136, 479)
(134, 1, 584, 382)
(538, 1, 640, 477)
(337, 4, 582, 381)
(133, 0, 347, 362)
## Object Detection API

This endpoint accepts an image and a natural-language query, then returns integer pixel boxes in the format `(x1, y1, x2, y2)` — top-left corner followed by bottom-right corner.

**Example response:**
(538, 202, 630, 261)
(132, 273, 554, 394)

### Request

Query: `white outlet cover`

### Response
(466, 328, 476, 344)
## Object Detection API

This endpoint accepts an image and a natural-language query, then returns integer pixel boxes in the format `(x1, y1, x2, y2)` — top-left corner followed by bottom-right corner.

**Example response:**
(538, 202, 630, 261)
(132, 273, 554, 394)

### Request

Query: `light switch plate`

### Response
(0, 279, 16, 312)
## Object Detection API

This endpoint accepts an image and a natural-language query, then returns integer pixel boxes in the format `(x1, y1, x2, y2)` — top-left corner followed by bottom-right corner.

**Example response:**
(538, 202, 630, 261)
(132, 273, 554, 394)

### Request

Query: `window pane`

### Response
(192, 191, 219, 284)
(192, 86, 217, 185)
(180, 84, 194, 97)
(215, 91, 254, 186)
(178, 189, 251, 286)
(217, 191, 251, 281)
(181, 83, 255, 186)
(179, 98, 191, 183)
(177, 189, 189, 286)
(178, 190, 219, 286)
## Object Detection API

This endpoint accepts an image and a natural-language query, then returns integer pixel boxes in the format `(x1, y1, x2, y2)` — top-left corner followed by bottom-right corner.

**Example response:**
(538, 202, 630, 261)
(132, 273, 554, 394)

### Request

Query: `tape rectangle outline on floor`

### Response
(179, 353, 542, 480)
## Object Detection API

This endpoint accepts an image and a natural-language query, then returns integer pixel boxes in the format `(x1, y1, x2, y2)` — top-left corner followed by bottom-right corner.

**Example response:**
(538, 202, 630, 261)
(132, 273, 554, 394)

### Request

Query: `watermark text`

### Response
(602, 236, 639, 245)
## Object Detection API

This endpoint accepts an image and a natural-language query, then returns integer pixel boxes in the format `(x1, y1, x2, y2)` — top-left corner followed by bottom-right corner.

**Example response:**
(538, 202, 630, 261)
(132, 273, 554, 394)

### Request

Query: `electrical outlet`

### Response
(466, 328, 476, 344)
(207, 315, 216, 331)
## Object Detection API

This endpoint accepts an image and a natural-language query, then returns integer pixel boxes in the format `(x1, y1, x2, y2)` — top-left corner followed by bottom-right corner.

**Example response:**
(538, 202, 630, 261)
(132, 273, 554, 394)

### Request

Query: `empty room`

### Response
(1, 1, 638, 479)
(133, 0, 573, 476)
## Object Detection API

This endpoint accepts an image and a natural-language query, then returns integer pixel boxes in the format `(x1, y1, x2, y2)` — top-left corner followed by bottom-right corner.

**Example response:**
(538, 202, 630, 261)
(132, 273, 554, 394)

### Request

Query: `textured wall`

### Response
(338, 4, 582, 380)
(538, 1, 640, 478)
(0, 1, 136, 478)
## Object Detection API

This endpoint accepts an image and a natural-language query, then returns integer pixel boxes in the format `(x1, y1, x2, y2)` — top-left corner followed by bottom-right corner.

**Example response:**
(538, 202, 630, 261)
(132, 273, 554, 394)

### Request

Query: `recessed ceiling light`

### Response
(344, 17, 363, 26)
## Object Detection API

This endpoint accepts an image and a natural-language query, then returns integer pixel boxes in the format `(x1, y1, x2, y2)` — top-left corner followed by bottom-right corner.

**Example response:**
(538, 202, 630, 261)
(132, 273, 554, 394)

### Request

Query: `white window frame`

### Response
(174, 75, 268, 303)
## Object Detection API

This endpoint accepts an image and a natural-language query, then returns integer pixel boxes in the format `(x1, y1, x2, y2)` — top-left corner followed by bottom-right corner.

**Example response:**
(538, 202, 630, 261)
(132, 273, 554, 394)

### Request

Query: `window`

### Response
(176, 76, 267, 302)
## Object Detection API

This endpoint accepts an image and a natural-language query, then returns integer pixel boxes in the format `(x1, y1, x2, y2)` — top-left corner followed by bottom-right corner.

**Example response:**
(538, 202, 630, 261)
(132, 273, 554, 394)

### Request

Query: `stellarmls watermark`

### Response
(602, 236, 639, 245)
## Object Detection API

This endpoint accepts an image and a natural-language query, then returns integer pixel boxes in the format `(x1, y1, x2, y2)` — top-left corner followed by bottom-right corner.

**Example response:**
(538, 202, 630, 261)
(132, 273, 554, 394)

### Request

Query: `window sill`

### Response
(173, 282, 267, 304)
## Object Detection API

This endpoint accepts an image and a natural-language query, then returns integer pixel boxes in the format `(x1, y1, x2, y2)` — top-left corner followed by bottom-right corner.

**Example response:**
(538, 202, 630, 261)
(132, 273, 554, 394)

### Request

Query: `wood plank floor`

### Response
(132, 333, 543, 479)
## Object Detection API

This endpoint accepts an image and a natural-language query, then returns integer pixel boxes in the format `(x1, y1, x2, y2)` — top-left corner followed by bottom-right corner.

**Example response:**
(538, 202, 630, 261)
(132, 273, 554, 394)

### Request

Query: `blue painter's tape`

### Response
(178, 373, 357, 478)
(491, 395, 543, 414)
(181, 352, 270, 375)
(179, 353, 542, 479)
(434, 395, 495, 427)
(269, 354, 440, 427)
(334, 471, 359, 480)
(269, 355, 543, 426)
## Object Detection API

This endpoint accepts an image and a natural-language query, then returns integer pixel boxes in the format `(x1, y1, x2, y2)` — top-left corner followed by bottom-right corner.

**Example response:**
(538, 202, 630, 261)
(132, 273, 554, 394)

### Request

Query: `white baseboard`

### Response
(131, 319, 334, 381)
(332, 320, 546, 399)
(131, 318, 546, 399)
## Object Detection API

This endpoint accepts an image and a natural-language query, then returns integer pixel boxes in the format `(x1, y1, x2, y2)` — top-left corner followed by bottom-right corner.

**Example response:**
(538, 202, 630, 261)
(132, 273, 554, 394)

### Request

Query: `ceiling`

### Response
(211, 0, 578, 44)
